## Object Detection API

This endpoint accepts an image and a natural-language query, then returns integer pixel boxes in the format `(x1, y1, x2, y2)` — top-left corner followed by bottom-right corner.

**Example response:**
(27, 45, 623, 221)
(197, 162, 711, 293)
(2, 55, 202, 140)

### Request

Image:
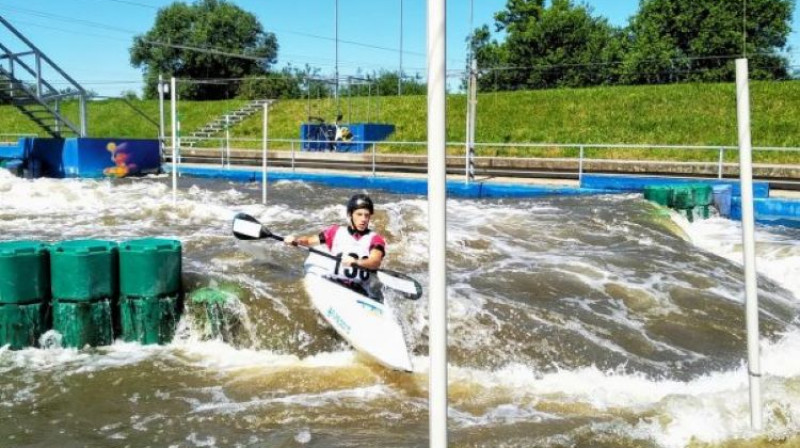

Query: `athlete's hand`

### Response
(342, 255, 359, 267)
(284, 235, 297, 246)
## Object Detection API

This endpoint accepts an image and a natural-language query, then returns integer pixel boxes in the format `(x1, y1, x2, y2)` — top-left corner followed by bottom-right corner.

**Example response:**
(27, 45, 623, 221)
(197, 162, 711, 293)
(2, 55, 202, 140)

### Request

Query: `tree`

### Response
(130, 0, 278, 100)
(473, 0, 624, 90)
(621, 0, 793, 83)
(238, 66, 305, 100)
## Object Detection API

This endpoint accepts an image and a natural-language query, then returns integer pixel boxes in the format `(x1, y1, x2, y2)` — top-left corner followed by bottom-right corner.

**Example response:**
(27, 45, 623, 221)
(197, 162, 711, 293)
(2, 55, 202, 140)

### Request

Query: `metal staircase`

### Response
(185, 99, 273, 147)
(0, 15, 88, 137)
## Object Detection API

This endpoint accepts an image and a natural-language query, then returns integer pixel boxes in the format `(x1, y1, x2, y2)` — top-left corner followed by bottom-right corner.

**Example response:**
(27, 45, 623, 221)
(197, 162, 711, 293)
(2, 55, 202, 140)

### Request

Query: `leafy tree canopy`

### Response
(474, 0, 624, 90)
(130, 0, 278, 100)
(622, 0, 793, 83)
(473, 0, 794, 90)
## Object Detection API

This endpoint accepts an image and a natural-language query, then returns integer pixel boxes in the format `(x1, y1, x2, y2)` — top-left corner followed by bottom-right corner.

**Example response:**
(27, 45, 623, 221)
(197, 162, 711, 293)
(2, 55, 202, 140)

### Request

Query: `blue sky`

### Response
(0, 0, 795, 97)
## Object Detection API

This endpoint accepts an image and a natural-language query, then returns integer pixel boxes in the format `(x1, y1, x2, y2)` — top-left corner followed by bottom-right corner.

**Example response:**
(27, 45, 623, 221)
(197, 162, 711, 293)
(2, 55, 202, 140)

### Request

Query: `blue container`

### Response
(712, 184, 733, 217)
(300, 123, 395, 152)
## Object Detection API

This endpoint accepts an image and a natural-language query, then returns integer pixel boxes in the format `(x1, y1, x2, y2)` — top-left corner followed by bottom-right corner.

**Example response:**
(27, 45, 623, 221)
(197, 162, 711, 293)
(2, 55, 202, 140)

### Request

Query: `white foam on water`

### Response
(683, 217, 800, 301)
(405, 328, 800, 446)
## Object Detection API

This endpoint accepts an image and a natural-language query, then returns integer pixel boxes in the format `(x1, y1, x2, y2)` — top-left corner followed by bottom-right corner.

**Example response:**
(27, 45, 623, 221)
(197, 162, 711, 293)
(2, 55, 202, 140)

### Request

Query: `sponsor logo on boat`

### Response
(356, 300, 382, 315)
(326, 307, 351, 334)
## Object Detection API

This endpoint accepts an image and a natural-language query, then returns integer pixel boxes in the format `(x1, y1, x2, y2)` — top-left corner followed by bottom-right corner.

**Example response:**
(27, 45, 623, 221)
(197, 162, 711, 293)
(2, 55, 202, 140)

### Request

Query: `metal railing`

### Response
(166, 137, 800, 185)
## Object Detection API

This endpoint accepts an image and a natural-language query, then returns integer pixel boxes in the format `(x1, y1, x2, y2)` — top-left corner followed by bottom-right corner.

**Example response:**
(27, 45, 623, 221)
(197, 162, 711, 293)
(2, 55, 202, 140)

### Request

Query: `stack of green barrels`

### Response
(0, 241, 50, 350)
(51, 240, 118, 348)
(0, 238, 182, 350)
(643, 184, 714, 222)
(119, 238, 183, 345)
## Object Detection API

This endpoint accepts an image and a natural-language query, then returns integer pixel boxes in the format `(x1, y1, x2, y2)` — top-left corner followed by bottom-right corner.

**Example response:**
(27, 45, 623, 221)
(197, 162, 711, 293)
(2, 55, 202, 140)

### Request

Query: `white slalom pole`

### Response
(170, 76, 177, 205)
(225, 114, 231, 168)
(158, 74, 165, 151)
(427, 0, 447, 446)
(268, 103, 269, 205)
(736, 58, 762, 430)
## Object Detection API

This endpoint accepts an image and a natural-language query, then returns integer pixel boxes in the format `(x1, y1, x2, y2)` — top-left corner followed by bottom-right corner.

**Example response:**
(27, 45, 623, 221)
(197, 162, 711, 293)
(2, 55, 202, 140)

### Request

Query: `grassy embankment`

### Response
(2, 81, 799, 164)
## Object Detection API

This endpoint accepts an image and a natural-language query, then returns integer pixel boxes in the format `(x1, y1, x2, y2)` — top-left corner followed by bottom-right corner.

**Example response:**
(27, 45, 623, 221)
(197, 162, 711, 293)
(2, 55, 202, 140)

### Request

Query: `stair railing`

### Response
(0, 15, 88, 136)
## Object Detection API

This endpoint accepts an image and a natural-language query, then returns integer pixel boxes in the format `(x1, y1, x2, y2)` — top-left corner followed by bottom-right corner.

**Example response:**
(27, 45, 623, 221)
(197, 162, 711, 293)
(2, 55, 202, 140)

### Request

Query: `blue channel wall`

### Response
(582, 174, 799, 226)
(173, 165, 610, 198)
(175, 166, 800, 226)
(580, 174, 770, 198)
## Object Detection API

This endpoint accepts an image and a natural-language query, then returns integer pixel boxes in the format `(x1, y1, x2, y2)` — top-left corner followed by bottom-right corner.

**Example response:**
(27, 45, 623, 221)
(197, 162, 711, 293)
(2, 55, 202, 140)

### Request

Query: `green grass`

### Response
(2, 81, 799, 164)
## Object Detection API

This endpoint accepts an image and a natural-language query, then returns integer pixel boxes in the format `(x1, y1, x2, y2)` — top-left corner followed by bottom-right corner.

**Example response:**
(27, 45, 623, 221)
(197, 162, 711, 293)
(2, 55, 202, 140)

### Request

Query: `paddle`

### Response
(232, 213, 423, 300)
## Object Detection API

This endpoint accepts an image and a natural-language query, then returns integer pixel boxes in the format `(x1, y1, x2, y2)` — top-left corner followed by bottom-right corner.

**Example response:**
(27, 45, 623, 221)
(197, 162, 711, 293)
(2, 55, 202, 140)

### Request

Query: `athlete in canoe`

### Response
(284, 194, 386, 301)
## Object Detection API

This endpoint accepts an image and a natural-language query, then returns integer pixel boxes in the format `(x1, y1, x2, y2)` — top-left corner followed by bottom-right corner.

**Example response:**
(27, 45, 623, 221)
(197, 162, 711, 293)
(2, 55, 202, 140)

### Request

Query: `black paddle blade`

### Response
(232, 213, 270, 240)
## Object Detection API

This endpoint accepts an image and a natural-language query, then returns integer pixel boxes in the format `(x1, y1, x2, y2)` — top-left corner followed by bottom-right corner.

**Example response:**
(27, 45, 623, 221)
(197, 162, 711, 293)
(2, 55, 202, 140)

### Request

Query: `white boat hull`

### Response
(304, 272, 413, 372)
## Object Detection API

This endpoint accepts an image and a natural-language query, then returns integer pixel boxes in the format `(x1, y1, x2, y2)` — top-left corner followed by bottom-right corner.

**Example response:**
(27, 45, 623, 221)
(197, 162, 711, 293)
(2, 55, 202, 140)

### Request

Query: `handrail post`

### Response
(220, 138, 225, 168)
(291, 141, 296, 172)
(225, 114, 230, 168)
(718, 147, 724, 179)
(578, 145, 584, 184)
(372, 142, 376, 176)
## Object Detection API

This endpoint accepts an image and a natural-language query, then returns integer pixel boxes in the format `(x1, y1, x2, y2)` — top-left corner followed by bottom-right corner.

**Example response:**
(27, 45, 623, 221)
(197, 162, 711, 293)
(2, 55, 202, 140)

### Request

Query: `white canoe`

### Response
(304, 258, 413, 372)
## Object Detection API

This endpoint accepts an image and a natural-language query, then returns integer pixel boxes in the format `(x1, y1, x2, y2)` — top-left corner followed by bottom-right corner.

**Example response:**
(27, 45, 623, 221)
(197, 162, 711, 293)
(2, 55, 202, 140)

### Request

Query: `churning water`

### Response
(0, 170, 798, 447)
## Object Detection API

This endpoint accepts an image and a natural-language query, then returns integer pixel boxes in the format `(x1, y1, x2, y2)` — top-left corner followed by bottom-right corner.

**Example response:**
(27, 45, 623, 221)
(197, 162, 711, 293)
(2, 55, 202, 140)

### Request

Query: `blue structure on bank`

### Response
(300, 123, 395, 152)
(0, 137, 161, 178)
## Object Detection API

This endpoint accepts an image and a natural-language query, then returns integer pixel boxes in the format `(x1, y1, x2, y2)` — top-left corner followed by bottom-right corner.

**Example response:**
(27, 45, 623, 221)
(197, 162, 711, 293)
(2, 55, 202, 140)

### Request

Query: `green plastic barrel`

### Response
(119, 295, 180, 345)
(187, 287, 248, 345)
(643, 186, 672, 207)
(0, 241, 50, 305)
(119, 238, 182, 298)
(691, 184, 713, 206)
(0, 302, 47, 350)
(50, 240, 118, 301)
(53, 299, 113, 348)
(671, 187, 695, 210)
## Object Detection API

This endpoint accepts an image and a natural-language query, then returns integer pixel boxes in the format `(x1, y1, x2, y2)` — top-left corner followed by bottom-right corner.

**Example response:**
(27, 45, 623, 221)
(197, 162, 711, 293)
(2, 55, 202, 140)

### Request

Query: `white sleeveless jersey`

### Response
(328, 226, 376, 284)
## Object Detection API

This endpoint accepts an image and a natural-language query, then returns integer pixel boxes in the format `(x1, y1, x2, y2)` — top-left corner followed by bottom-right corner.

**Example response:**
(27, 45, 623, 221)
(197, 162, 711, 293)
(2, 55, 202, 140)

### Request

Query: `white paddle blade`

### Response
(376, 271, 423, 300)
(233, 218, 264, 239)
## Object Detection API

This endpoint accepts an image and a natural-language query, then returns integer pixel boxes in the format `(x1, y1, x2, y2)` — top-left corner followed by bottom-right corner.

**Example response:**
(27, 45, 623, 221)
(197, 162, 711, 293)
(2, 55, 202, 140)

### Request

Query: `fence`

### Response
(166, 137, 800, 187)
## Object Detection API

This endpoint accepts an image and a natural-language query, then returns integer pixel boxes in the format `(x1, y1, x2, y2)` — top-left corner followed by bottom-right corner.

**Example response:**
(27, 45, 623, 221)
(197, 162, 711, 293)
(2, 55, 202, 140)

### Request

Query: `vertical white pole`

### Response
(158, 74, 165, 148)
(170, 76, 177, 205)
(335, 0, 339, 112)
(464, 71, 471, 184)
(467, 59, 477, 183)
(399, 0, 403, 96)
(736, 58, 762, 431)
(427, 0, 448, 446)
(225, 115, 231, 168)
(268, 103, 269, 205)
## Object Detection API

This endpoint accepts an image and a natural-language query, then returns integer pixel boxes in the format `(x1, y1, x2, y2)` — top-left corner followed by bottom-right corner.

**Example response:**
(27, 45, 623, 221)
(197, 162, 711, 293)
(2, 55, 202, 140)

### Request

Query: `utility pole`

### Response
(398, 0, 403, 96)
(335, 0, 340, 114)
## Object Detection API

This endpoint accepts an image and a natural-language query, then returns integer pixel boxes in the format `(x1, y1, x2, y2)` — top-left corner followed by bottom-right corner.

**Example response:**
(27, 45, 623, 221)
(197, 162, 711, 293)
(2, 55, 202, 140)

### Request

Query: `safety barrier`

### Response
(0, 238, 182, 350)
(119, 238, 182, 345)
(643, 184, 718, 222)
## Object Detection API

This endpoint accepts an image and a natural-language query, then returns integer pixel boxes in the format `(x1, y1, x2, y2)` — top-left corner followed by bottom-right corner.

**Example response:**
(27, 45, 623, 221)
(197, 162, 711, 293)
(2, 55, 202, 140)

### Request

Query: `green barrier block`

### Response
(119, 238, 181, 298)
(691, 184, 713, 206)
(0, 302, 47, 349)
(671, 187, 695, 210)
(51, 240, 118, 302)
(120, 295, 181, 345)
(0, 241, 50, 305)
(695, 205, 711, 220)
(52, 299, 113, 348)
(188, 287, 246, 344)
(643, 186, 672, 207)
